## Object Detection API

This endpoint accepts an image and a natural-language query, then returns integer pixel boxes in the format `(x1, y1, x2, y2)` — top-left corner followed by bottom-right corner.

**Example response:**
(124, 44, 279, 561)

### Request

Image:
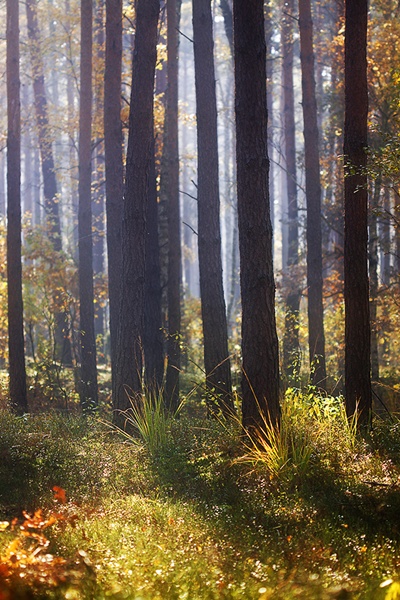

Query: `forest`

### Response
(1, 0, 400, 598)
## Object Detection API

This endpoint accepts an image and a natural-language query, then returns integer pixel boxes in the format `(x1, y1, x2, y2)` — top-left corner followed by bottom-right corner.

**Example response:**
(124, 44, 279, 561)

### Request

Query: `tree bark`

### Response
(298, 0, 326, 386)
(193, 0, 234, 416)
(165, 0, 181, 412)
(113, 0, 160, 423)
(233, 0, 280, 431)
(7, 0, 28, 414)
(105, 0, 123, 402)
(78, 0, 98, 411)
(344, 0, 371, 422)
(282, 0, 300, 384)
(144, 133, 164, 394)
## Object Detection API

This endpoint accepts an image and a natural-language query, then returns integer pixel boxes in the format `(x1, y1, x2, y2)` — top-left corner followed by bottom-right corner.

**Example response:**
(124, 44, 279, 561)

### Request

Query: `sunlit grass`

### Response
(111, 390, 184, 457)
(1, 394, 400, 598)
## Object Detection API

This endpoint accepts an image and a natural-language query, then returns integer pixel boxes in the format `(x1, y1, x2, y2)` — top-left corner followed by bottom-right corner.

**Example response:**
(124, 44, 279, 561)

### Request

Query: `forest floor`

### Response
(1, 393, 400, 599)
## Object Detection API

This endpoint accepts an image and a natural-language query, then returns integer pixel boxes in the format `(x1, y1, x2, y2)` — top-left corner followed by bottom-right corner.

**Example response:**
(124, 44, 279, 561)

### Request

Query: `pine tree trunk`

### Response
(165, 0, 181, 412)
(193, 0, 234, 416)
(298, 0, 326, 386)
(104, 0, 123, 403)
(233, 0, 280, 431)
(282, 0, 300, 384)
(7, 0, 28, 414)
(344, 0, 371, 422)
(78, 0, 98, 410)
(113, 0, 160, 423)
(144, 134, 164, 394)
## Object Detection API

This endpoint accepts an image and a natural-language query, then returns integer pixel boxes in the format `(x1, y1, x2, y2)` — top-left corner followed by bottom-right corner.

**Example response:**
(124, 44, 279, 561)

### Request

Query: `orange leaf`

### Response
(52, 486, 67, 504)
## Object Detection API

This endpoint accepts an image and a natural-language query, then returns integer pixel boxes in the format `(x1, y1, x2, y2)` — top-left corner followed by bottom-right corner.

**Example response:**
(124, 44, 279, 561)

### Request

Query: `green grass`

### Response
(1, 392, 400, 599)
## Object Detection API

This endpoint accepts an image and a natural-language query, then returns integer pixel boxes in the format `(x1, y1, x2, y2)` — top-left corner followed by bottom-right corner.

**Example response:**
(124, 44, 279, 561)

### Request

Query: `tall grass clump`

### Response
(237, 398, 314, 484)
(237, 387, 360, 484)
(114, 391, 184, 457)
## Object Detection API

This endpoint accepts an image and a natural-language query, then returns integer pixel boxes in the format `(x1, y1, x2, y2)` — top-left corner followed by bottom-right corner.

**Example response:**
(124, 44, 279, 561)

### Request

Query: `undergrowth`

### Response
(1, 389, 400, 598)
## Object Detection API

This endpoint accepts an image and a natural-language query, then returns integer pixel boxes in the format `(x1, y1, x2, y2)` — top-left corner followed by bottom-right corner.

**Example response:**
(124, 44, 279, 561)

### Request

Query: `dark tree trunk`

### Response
(282, 0, 300, 384)
(144, 134, 164, 394)
(344, 0, 371, 422)
(192, 0, 234, 416)
(78, 0, 98, 411)
(298, 0, 326, 386)
(165, 0, 181, 412)
(113, 0, 160, 423)
(7, 0, 28, 414)
(105, 0, 123, 400)
(265, 0, 275, 234)
(233, 0, 280, 431)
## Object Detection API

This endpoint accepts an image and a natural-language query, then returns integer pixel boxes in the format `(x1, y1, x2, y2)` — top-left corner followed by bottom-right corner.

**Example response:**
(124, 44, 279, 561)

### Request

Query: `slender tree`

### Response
(344, 0, 371, 422)
(144, 133, 164, 394)
(165, 0, 181, 412)
(7, 0, 28, 414)
(233, 0, 280, 430)
(104, 0, 123, 399)
(282, 0, 300, 383)
(298, 0, 326, 386)
(113, 0, 160, 422)
(192, 0, 234, 415)
(78, 0, 98, 410)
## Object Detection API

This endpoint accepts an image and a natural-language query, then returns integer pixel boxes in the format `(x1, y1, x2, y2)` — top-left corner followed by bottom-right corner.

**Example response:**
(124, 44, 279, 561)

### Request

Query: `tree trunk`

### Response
(78, 0, 98, 411)
(113, 0, 160, 423)
(7, 0, 28, 414)
(298, 0, 326, 387)
(144, 133, 164, 394)
(282, 0, 300, 385)
(105, 0, 123, 402)
(165, 0, 181, 412)
(233, 0, 280, 431)
(344, 0, 371, 422)
(193, 0, 234, 416)
(266, 1, 275, 235)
